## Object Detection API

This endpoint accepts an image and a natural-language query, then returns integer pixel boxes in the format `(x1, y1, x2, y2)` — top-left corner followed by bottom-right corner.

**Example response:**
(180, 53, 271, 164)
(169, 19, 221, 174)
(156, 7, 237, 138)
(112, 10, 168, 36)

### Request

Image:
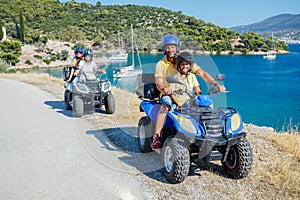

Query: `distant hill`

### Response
(230, 14, 300, 41)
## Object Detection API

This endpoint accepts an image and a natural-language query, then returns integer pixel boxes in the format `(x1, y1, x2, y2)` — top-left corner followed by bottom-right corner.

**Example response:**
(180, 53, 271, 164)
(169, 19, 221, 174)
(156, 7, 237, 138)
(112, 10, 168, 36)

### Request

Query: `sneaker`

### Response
(151, 135, 161, 150)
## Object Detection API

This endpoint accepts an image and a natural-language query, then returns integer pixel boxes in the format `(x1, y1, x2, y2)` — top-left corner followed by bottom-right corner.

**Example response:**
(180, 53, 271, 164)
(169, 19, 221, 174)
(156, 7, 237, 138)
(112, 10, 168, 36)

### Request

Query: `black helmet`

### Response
(84, 48, 94, 57)
(176, 52, 194, 73)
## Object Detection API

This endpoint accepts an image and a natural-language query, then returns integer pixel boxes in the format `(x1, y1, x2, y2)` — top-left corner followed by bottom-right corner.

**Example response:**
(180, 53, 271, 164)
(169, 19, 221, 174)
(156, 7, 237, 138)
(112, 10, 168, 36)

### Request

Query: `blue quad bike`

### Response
(136, 74, 253, 184)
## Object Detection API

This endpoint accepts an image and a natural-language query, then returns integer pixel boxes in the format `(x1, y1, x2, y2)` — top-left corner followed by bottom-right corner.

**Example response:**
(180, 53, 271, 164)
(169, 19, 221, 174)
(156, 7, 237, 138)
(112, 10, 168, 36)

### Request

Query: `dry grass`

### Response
(252, 129, 300, 198)
(268, 132, 300, 197)
(0, 72, 64, 90)
(273, 132, 300, 161)
(1, 72, 300, 199)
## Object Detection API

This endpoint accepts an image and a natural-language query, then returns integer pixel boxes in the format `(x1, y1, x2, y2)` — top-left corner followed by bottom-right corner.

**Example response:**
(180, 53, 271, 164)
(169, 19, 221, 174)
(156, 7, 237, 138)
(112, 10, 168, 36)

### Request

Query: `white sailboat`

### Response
(109, 30, 128, 62)
(263, 32, 276, 60)
(113, 24, 142, 78)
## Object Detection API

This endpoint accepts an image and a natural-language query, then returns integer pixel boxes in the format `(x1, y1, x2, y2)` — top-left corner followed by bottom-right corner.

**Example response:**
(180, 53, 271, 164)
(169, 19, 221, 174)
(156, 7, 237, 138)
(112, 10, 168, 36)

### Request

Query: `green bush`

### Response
(0, 40, 22, 65)
(0, 58, 9, 72)
(34, 55, 43, 59)
(25, 60, 33, 65)
(5, 68, 17, 73)
(60, 50, 69, 61)
(43, 59, 51, 65)
(50, 53, 58, 61)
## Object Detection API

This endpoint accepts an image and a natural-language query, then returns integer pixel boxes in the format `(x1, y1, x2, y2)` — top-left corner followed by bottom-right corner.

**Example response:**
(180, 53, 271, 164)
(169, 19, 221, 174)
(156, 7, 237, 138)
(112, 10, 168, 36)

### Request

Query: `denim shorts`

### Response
(160, 95, 176, 111)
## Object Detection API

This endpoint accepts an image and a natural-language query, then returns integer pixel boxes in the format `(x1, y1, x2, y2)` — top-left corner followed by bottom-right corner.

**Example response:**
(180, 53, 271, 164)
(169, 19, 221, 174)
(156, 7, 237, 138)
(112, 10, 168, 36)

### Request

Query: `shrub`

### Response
(0, 58, 9, 72)
(25, 60, 33, 65)
(43, 59, 51, 65)
(34, 55, 43, 59)
(60, 50, 69, 61)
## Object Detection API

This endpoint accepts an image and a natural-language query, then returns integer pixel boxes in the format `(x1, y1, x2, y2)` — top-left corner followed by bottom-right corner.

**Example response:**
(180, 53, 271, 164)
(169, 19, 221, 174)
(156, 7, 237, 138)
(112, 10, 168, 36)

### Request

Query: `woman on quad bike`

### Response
(168, 52, 202, 108)
(64, 46, 84, 92)
(78, 48, 106, 82)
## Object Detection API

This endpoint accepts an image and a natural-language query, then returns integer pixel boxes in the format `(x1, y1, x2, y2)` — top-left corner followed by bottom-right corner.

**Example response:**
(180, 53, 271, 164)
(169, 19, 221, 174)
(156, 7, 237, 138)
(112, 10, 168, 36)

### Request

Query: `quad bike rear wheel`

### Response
(222, 138, 253, 179)
(137, 117, 154, 153)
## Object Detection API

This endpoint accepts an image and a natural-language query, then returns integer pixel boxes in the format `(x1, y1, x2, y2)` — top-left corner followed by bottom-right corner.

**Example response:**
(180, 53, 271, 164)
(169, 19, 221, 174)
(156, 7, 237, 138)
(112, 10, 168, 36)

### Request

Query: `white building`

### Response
(1, 26, 7, 41)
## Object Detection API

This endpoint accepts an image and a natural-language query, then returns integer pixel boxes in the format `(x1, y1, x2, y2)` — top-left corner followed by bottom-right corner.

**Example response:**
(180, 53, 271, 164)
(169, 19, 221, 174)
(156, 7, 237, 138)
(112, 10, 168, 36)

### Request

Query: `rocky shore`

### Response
(15, 40, 112, 69)
(15, 40, 289, 69)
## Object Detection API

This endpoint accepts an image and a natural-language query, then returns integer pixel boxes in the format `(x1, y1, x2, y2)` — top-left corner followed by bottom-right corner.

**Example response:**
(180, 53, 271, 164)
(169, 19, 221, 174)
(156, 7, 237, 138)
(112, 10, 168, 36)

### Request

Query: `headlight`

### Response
(74, 83, 89, 94)
(226, 113, 243, 134)
(100, 81, 111, 92)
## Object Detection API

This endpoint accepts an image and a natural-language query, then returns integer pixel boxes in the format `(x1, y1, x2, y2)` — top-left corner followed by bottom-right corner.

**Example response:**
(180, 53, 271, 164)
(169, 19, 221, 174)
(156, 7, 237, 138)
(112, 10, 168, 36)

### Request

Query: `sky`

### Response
(60, 0, 300, 28)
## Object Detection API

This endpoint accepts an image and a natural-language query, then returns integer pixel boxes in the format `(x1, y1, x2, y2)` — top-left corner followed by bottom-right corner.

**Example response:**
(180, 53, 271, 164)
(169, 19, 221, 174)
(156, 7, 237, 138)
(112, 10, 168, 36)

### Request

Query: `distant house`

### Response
(1, 26, 7, 41)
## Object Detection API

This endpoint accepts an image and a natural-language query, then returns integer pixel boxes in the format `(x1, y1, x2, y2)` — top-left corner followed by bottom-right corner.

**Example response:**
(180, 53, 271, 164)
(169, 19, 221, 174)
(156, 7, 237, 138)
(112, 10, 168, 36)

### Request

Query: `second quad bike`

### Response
(71, 78, 115, 117)
(63, 67, 115, 117)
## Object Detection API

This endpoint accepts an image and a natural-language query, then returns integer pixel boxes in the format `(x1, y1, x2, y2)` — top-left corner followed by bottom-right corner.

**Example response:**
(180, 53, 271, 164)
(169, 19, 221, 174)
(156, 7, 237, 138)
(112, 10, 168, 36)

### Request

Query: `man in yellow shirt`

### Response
(152, 35, 226, 150)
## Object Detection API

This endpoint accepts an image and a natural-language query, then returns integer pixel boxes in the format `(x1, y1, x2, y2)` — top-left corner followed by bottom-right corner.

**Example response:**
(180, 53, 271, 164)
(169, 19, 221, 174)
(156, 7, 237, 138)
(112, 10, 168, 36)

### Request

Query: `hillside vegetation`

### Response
(0, 0, 289, 66)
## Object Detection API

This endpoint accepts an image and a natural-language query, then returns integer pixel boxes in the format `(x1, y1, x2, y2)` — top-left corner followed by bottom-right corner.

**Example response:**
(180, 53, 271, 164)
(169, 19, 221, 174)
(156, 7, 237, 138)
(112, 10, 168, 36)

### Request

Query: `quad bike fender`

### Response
(140, 101, 161, 121)
(165, 112, 205, 138)
(140, 101, 205, 138)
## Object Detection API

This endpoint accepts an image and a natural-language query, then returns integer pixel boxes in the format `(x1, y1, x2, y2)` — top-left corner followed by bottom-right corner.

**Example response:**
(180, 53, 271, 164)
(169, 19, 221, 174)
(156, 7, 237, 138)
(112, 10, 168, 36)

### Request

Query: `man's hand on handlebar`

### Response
(216, 84, 226, 92)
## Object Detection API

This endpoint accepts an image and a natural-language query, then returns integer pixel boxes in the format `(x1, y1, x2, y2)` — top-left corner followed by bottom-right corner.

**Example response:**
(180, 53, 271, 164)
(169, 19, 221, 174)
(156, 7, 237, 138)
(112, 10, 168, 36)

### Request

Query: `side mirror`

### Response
(215, 74, 225, 81)
(166, 76, 183, 84)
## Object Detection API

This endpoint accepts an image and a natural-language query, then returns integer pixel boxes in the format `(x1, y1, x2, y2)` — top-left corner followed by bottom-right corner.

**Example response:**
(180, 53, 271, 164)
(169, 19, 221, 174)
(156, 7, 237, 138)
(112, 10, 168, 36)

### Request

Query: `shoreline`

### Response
(14, 40, 293, 69)
(15, 50, 290, 69)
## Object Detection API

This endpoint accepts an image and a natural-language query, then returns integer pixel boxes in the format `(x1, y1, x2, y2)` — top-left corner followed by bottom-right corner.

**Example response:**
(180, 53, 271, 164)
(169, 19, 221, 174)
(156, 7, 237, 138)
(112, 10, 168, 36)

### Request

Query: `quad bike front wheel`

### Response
(137, 117, 154, 153)
(222, 138, 253, 179)
(162, 135, 190, 184)
(73, 95, 84, 117)
(104, 93, 115, 114)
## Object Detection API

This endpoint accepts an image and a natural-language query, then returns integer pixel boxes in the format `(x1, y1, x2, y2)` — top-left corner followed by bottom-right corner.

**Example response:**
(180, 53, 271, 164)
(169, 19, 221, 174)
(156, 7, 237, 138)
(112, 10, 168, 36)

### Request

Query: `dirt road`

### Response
(0, 78, 149, 200)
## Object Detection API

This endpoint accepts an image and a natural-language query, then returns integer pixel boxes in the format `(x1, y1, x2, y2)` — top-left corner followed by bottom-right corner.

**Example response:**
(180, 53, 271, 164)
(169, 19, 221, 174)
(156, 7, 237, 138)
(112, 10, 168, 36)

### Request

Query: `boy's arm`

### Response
(194, 85, 202, 95)
(169, 93, 181, 107)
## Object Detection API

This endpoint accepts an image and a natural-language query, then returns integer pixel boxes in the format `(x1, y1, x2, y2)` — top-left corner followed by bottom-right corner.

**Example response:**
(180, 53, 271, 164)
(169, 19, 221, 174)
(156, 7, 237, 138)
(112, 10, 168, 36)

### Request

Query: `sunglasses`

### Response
(75, 51, 83, 54)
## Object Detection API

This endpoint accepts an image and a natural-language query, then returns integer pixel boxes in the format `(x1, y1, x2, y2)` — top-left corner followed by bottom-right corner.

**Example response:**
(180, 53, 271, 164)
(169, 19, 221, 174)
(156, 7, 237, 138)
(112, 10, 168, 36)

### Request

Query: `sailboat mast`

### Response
(272, 32, 275, 50)
(118, 30, 121, 50)
(131, 24, 134, 67)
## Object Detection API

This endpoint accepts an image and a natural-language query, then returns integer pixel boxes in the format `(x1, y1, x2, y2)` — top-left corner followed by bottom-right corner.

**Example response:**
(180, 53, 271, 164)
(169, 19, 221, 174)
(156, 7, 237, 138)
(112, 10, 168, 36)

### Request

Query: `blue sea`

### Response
(42, 44, 300, 130)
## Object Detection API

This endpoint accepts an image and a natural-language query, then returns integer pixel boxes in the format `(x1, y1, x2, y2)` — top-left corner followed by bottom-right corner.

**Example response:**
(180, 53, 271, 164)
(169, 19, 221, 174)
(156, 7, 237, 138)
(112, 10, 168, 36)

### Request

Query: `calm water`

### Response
(40, 44, 300, 130)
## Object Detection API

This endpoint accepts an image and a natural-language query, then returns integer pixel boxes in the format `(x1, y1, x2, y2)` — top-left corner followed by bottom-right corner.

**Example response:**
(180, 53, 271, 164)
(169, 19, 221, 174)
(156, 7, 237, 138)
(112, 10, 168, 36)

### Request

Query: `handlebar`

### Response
(208, 85, 229, 94)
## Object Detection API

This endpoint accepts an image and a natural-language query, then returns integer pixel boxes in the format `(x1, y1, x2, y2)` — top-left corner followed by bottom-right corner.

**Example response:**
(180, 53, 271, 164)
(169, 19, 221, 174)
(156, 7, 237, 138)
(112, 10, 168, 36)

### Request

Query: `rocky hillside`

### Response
(231, 14, 300, 41)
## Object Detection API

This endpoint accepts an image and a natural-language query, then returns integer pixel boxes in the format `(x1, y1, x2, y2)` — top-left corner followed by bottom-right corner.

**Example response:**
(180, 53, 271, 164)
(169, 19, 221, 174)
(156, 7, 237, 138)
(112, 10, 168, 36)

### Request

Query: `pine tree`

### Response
(0, 19, 3, 41)
(19, 10, 25, 43)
